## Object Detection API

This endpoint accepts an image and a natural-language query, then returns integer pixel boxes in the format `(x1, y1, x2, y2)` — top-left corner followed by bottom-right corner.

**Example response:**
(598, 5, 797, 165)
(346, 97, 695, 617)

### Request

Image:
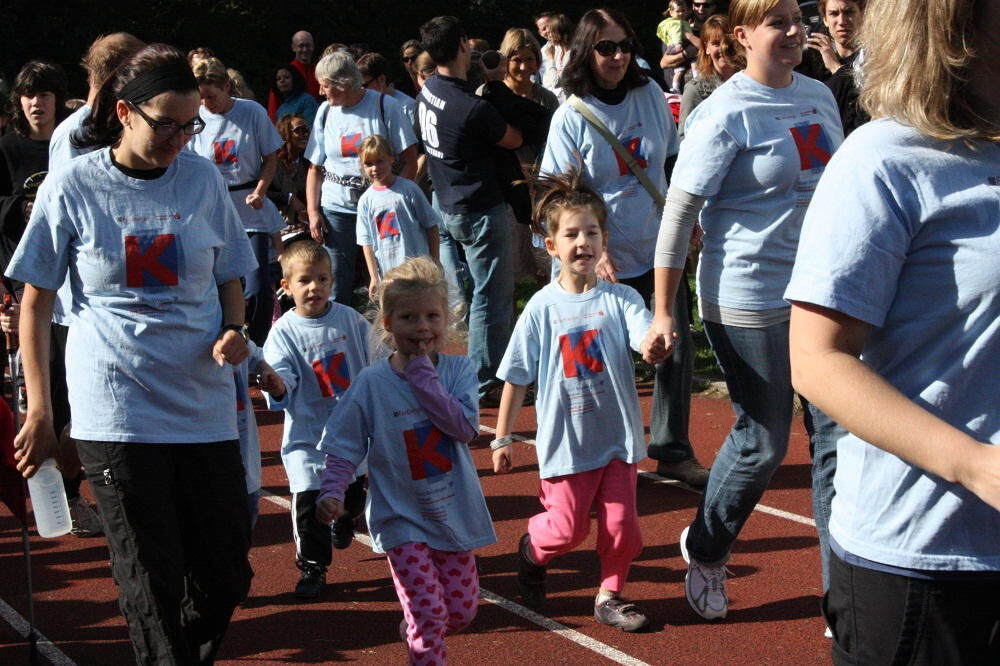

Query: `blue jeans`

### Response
(686, 319, 840, 589)
(320, 208, 358, 306)
(438, 201, 512, 395)
(431, 193, 471, 316)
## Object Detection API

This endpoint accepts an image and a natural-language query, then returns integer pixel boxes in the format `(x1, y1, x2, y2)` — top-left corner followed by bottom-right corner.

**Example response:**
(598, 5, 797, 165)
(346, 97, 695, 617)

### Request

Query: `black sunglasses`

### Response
(592, 39, 635, 57)
(401, 55, 418, 63)
(128, 101, 205, 137)
(291, 126, 310, 136)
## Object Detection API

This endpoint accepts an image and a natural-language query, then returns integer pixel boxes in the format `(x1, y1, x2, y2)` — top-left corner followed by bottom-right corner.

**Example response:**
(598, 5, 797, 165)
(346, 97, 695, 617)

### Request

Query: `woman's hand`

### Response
(316, 497, 345, 524)
(257, 363, 285, 397)
(13, 413, 59, 479)
(213, 329, 249, 366)
(0, 301, 20, 336)
(245, 192, 264, 210)
(308, 209, 326, 243)
(643, 314, 676, 364)
(492, 445, 512, 474)
(595, 250, 618, 283)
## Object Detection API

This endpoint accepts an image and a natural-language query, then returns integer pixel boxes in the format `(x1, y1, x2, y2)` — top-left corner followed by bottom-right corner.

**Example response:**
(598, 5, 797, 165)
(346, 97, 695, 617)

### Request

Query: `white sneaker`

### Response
(68, 496, 103, 538)
(824, 625, 833, 639)
(680, 526, 729, 620)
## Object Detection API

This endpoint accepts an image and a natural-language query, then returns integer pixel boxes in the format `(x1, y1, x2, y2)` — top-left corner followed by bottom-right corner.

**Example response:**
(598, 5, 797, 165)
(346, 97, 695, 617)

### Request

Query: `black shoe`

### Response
(594, 597, 649, 632)
(294, 564, 326, 599)
(656, 457, 710, 490)
(332, 515, 354, 549)
(516, 533, 547, 609)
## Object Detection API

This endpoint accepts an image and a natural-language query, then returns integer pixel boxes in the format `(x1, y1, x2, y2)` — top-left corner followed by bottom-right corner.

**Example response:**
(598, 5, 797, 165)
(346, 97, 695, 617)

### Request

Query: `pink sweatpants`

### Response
(386, 542, 479, 666)
(527, 458, 642, 593)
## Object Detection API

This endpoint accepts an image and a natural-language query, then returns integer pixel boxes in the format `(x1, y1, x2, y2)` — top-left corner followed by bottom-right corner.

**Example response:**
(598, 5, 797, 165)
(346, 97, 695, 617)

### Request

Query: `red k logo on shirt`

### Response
(789, 123, 833, 170)
(341, 133, 363, 158)
(312, 351, 351, 398)
(558, 327, 605, 378)
(404, 420, 454, 480)
(376, 210, 400, 239)
(213, 139, 238, 165)
(125, 233, 179, 288)
(614, 136, 648, 176)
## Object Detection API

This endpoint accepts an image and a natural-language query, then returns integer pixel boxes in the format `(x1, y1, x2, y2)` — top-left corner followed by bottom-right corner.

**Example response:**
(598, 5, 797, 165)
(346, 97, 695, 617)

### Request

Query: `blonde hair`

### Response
(663, 0, 688, 18)
(278, 240, 331, 278)
(498, 28, 542, 64)
(358, 134, 394, 173)
(859, 0, 998, 142)
(372, 257, 450, 350)
(696, 14, 743, 76)
(728, 0, 783, 59)
(526, 168, 607, 238)
(191, 56, 230, 89)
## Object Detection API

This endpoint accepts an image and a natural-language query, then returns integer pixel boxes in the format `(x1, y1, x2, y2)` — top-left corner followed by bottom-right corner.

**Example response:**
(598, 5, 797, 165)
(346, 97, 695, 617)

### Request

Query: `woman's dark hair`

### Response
(271, 63, 306, 100)
(560, 8, 647, 97)
(550, 14, 575, 46)
(275, 113, 306, 169)
(74, 43, 195, 150)
(399, 39, 423, 59)
(11, 60, 70, 136)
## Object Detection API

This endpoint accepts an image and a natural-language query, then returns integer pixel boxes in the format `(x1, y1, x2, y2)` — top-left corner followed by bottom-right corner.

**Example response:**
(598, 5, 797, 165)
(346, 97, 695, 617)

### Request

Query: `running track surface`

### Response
(1, 383, 831, 664)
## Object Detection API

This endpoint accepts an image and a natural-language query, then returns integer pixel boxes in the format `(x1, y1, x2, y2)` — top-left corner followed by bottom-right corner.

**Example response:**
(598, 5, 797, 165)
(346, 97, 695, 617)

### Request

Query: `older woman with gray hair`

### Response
(304, 51, 418, 304)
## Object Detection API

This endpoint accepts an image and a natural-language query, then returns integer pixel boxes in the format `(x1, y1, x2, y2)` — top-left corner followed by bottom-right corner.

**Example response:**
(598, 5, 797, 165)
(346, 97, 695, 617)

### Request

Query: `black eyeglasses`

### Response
(291, 126, 310, 136)
(401, 55, 418, 63)
(692, 2, 715, 7)
(127, 101, 205, 137)
(592, 39, 635, 57)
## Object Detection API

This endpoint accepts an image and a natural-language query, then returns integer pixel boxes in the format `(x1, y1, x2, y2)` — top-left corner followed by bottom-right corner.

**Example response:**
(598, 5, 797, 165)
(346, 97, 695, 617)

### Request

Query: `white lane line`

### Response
(259, 490, 650, 665)
(479, 425, 817, 528)
(0, 596, 78, 666)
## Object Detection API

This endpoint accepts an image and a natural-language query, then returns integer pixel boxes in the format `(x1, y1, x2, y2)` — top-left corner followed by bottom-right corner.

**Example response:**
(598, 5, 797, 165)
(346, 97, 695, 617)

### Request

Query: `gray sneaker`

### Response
(594, 597, 649, 632)
(680, 526, 728, 620)
(68, 496, 103, 538)
(656, 457, 710, 489)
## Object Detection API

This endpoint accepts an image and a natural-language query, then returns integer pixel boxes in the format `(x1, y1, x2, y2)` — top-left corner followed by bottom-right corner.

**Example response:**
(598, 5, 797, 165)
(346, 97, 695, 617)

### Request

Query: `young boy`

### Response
(356, 135, 440, 299)
(263, 241, 374, 599)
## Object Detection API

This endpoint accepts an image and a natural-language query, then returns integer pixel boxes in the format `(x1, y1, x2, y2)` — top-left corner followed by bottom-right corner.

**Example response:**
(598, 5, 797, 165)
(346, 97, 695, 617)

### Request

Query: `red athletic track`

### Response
(2, 384, 831, 665)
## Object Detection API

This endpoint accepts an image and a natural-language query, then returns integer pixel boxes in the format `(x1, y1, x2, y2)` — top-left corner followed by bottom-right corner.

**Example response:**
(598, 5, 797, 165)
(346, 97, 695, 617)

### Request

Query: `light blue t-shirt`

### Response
(304, 90, 417, 214)
(784, 119, 1000, 571)
(47, 105, 94, 325)
(541, 80, 679, 280)
(187, 98, 285, 233)
(390, 89, 417, 128)
(318, 355, 496, 554)
(276, 91, 319, 127)
(263, 302, 372, 493)
(6, 149, 257, 443)
(498, 281, 651, 478)
(235, 341, 266, 494)
(356, 176, 439, 278)
(674, 72, 843, 310)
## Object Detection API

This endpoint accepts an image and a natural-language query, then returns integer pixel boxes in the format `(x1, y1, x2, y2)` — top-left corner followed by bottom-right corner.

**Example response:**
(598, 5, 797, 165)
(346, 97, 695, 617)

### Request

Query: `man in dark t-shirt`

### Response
(418, 15, 522, 402)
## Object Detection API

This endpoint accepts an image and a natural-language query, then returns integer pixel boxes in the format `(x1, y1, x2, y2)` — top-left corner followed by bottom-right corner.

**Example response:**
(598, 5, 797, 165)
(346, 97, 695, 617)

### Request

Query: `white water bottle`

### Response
(27, 459, 71, 538)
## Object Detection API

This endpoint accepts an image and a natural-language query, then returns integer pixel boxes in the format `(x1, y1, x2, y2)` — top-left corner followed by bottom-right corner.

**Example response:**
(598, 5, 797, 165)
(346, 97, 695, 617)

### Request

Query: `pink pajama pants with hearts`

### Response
(386, 542, 479, 665)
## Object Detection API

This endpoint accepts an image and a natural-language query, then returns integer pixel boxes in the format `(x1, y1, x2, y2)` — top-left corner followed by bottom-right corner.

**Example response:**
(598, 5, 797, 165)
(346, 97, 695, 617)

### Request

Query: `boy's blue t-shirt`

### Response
(6, 149, 257, 443)
(356, 176, 439, 278)
(498, 280, 651, 478)
(318, 355, 496, 554)
(187, 98, 286, 234)
(263, 302, 373, 493)
(673, 72, 843, 310)
(305, 90, 417, 214)
(785, 119, 1000, 571)
(541, 80, 679, 279)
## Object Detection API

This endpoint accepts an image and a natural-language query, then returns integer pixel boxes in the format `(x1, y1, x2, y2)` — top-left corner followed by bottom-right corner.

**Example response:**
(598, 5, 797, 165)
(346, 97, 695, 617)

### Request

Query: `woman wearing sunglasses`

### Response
(7, 43, 256, 664)
(651, 0, 844, 621)
(270, 113, 312, 227)
(541, 8, 711, 494)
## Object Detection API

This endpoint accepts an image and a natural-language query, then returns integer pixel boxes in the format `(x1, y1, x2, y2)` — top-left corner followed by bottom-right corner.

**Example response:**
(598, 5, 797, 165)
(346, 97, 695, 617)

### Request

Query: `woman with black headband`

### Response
(7, 43, 256, 664)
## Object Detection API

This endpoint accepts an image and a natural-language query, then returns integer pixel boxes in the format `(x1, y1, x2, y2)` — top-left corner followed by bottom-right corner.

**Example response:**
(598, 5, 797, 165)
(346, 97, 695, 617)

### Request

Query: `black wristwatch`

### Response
(220, 324, 249, 343)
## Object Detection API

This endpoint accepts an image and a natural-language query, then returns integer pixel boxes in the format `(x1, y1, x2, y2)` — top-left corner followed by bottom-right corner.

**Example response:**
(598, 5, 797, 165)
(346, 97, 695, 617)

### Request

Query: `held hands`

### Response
(0, 301, 19, 336)
(245, 192, 264, 210)
(642, 314, 676, 365)
(316, 497, 345, 524)
(212, 329, 250, 367)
